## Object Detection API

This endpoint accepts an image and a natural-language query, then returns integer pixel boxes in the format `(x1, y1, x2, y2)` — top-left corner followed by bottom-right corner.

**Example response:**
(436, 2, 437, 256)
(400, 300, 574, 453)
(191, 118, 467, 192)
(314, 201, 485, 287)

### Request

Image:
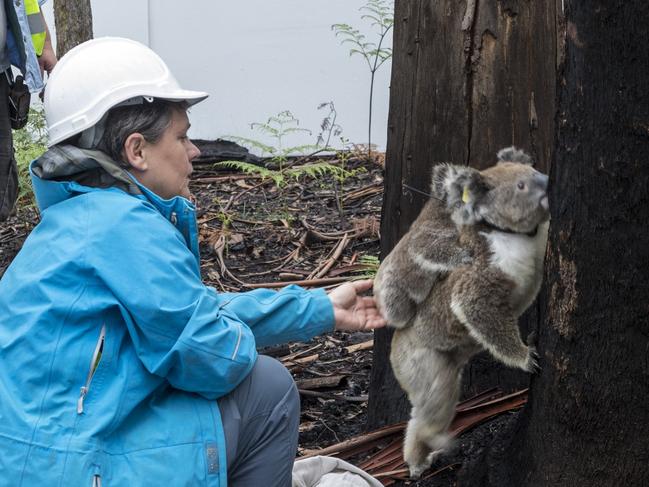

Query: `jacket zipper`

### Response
(77, 324, 106, 414)
(231, 322, 243, 360)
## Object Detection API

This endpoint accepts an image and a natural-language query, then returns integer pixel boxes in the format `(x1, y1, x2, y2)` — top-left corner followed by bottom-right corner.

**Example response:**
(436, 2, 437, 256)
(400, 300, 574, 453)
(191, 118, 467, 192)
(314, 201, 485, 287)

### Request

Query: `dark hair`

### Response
(97, 99, 189, 164)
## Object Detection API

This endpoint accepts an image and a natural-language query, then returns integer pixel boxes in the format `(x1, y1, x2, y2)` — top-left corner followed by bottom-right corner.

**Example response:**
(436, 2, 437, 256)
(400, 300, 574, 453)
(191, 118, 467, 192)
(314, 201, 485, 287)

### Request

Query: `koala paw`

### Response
(408, 449, 444, 478)
(525, 345, 540, 373)
(408, 463, 427, 480)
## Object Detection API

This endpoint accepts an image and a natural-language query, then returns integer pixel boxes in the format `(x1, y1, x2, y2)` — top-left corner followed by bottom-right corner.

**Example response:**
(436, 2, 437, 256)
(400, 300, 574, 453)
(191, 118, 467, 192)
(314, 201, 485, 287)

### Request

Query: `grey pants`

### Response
(218, 355, 300, 487)
(0, 73, 17, 222)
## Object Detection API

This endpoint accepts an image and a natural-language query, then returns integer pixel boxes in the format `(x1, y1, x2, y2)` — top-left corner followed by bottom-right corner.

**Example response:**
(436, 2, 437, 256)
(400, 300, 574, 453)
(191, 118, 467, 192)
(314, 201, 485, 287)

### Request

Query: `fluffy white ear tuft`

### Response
(497, 146, 533, 165)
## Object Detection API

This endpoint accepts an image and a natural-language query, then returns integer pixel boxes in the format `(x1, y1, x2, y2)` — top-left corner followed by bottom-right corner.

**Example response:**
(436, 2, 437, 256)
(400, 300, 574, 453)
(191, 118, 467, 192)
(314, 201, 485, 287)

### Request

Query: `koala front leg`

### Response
(374, 284, 417, 328)
(450, 270, 537, 372)
(373, 260, 418, 328)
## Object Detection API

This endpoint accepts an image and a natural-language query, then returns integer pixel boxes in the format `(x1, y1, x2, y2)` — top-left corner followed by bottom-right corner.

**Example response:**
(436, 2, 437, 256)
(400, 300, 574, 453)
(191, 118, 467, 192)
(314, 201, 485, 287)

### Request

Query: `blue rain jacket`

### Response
(0, 161, 334, 486)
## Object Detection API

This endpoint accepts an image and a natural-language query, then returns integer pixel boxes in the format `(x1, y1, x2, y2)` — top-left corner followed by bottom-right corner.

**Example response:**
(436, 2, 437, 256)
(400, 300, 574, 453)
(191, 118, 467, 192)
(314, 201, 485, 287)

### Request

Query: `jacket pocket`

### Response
(77, 324, 106, 414)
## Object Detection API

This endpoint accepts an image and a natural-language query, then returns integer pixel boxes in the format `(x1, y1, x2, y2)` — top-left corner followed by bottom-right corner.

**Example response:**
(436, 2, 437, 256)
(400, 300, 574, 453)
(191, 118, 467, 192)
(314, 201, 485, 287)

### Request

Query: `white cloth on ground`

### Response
(292, 455, 384, 487)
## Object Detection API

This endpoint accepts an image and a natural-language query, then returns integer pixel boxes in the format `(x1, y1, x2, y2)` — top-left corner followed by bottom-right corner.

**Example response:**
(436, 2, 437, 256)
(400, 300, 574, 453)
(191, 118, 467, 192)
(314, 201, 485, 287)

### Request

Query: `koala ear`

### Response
(497, 146, 533, 165)
(430, 163, 473, 206)
(430, 163, 489, 221)
(450, 169, 491, 226)
(430, 163, 453, 201)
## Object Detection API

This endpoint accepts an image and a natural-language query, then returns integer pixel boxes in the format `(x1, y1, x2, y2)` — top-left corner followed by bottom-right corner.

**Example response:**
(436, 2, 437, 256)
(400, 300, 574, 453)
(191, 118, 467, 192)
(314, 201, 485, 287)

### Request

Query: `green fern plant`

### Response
(215, 108, 366, 226)
(214, 160, 287, 187)
(13, 106, 48, 207)
(216, 108, 359, 189)
(216, 159, 357, 189)
(225, 110, 319, 170)
(332, 0, 393, 161)
(353, 254, 380, 279)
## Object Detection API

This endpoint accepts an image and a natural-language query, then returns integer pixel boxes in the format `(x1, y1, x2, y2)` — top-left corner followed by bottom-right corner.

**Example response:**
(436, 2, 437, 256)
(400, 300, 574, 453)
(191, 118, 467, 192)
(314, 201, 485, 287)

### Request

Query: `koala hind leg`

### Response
(403, 352, 462, 478)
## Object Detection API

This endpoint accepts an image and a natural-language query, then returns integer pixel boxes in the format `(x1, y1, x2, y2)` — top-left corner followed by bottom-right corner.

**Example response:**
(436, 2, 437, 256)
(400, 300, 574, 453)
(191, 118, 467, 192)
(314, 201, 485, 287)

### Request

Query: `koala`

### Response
(374, 147, 550, 478)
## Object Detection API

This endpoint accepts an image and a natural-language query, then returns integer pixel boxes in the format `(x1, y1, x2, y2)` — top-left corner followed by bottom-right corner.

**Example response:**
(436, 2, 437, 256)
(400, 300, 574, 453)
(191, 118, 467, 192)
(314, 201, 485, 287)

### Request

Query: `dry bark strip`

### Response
(344, 340, 374, 354)
(296, 375, 347, 391)
(307, 233, 350, 280)
(300, 389, 528, 485)
(244, 277, 348, 289)
(298, 389, 368, 403)
(300, 423, 406, 459)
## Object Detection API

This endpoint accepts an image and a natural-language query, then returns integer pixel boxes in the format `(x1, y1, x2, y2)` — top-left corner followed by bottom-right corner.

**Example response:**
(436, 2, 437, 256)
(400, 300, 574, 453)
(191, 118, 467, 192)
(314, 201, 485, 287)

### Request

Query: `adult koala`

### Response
(373, 147, 550, 478)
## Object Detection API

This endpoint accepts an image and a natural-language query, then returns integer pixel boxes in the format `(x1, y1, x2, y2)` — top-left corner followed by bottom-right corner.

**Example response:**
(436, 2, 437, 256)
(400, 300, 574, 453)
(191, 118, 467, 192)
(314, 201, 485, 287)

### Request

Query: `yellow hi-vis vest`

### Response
(25, 0, 46, 56)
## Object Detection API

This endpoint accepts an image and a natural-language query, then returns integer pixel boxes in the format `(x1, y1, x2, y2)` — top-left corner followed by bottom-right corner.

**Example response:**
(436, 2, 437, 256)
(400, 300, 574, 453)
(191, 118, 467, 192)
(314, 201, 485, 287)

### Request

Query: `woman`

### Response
(0, 38, 385, 486)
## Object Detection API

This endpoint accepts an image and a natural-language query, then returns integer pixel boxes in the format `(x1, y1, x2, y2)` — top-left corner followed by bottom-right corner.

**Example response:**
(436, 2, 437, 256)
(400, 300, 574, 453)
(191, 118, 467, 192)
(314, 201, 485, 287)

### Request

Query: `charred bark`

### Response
(53, 0, 93, 58)
(461, 1, 649, 485)
(367, 0, 557, 429)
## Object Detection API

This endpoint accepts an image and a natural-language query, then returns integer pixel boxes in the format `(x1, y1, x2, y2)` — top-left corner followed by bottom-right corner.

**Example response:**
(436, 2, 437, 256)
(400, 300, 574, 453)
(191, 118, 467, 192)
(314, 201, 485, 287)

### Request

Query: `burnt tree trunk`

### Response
(462, 1, 649, 485)
(368, 0, 557, 428)
(53, 0, 93, 58)
(367, 0, 557, 429)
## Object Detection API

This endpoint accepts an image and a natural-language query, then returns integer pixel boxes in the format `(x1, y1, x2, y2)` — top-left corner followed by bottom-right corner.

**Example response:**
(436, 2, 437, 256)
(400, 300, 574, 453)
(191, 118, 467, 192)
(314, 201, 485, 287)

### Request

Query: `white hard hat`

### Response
(44, 37, 208, 147)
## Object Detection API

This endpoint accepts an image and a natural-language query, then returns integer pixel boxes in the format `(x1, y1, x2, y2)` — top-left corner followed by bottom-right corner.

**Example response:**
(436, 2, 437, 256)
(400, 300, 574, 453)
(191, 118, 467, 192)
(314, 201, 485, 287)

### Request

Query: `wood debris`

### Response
(300, 389, 528, 486)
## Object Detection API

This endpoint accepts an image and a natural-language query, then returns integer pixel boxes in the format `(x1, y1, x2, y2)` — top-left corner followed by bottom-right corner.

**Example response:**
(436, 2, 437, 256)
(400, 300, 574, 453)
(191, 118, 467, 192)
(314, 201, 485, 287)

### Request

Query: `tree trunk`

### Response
(367, 0, 557, 429)
(53, 0, 93, 58)
(461, 1, 649, 485)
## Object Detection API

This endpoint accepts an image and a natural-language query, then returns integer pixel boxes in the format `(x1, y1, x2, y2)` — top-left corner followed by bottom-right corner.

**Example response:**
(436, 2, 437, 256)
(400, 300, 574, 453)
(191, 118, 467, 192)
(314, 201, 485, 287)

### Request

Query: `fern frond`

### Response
(281, 144, 322, 156)
(223, 136, 275, 155)
(279, 127, 312, 137)
(285, 161, 355, 182)
(213, 160, 273, 178)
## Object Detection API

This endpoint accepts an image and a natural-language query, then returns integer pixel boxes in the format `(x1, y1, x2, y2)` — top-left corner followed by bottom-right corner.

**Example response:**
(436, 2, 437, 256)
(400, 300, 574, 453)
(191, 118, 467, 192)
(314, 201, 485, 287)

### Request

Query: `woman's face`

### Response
(129, 109, 201, 199)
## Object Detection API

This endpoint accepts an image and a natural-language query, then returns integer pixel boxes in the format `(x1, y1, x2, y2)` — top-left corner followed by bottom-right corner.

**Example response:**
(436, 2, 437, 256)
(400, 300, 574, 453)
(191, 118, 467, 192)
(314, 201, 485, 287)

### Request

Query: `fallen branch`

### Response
(308, 233, 350, 280)
(298, 389, 367, 403)
(344, 339, 374, 354)
(283, 353, 320, 370)
(300, 423, 406, 459)
(279, 344, 322, 363)
(296, 375, 347, 391)
(244, 277, 348, 289)
(342, 183, 383, 204)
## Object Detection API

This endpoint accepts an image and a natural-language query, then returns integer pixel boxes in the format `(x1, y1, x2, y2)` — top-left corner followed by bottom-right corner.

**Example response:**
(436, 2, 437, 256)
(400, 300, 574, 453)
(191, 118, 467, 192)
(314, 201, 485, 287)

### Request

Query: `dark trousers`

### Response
(218, 355, 301, 487)
(0, 73, 17, 222)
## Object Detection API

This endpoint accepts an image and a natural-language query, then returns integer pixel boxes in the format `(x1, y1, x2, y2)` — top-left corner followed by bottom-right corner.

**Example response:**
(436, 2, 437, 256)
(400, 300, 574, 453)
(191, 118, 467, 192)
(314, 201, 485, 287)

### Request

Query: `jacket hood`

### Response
(30, 145, 142, 211)
(30, 144, 201, 262)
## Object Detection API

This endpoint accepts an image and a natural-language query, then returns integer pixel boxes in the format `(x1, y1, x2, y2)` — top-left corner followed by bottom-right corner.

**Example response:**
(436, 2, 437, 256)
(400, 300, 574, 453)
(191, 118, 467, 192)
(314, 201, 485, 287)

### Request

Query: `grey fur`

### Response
(374, 147, 550, 478)
(497, 146, 533, 165)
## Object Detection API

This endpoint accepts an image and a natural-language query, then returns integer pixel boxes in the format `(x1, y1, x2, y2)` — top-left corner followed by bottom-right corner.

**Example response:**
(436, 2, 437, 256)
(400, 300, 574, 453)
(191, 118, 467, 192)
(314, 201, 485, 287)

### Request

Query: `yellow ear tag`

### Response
(462, 187, 470, 204)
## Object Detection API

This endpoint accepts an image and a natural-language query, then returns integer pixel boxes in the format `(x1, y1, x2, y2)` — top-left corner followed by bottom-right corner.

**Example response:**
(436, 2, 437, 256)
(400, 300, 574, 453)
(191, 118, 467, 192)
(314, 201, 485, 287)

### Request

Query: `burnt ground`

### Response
(0, 152, 517, 486)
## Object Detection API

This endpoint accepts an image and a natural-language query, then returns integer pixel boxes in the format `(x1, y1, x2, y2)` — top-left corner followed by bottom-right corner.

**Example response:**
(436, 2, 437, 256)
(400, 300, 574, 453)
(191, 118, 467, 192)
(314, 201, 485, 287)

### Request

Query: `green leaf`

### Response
(223, 136, 276, 155)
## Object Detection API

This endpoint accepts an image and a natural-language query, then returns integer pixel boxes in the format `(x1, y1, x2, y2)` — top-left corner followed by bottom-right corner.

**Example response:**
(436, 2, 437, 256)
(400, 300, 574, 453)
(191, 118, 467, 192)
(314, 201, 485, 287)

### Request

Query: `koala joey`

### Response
(373, 147, 550, 478)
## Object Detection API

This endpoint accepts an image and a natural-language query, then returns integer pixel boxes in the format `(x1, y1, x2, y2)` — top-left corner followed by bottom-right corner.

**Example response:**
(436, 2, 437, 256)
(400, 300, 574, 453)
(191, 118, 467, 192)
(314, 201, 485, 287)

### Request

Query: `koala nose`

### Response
(534, 173, 549, 191)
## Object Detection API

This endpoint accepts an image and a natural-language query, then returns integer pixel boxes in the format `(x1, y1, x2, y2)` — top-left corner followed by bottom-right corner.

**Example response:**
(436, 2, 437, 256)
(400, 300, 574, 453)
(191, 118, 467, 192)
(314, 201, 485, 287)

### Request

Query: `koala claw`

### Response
(525, 346, 540, 373)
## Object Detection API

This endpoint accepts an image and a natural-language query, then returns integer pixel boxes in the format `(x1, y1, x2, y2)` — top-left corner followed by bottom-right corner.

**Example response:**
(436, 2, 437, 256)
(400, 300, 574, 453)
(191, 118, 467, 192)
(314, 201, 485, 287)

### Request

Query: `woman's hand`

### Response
(328, 279, 387, 332)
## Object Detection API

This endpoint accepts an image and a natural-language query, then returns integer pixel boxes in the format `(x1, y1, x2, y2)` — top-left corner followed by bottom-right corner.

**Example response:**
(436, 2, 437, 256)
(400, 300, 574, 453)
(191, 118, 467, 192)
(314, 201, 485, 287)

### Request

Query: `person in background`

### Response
(0, 0, 56, 220)
(0, 37, 386, 486)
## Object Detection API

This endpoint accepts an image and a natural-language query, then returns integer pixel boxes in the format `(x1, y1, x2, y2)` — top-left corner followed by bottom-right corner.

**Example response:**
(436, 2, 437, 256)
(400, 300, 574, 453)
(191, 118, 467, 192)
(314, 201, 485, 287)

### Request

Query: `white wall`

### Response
(42, 0, 392, 154)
